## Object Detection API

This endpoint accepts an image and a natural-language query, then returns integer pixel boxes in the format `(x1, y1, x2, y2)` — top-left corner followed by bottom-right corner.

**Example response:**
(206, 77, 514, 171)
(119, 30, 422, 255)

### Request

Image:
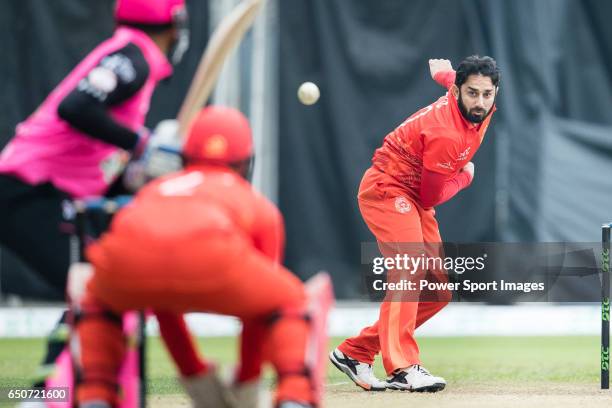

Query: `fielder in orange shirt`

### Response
(330, 56, 500, 392)
(72, 106, 332, 408)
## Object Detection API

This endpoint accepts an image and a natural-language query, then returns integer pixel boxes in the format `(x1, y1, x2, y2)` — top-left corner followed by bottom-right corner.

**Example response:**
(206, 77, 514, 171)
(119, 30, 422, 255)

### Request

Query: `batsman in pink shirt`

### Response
(0, 0, 188, 391)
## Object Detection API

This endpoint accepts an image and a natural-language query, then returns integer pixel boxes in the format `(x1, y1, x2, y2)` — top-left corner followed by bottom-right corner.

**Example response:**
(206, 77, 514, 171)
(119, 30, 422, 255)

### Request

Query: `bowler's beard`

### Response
(458, 93, 491, 124)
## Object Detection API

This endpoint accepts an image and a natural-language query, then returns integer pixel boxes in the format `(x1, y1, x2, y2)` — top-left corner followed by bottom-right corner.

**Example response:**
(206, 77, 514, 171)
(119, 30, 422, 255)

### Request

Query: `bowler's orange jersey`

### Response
(371, 71, 496, 204)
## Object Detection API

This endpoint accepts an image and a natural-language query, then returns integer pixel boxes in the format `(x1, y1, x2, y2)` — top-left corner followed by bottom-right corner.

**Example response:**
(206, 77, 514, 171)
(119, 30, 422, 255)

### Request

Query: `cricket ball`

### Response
(297, 82, 320, 105)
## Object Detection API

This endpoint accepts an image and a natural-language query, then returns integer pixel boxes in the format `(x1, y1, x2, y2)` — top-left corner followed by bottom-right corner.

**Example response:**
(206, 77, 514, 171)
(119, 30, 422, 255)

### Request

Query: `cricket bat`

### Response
(177, 0, 266, 137)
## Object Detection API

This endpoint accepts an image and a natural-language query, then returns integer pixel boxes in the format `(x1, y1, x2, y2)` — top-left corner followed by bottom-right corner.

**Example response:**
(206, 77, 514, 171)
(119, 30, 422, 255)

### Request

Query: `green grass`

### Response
(0, 336, 601, 393)
(0, 338, 47, 388)
(403, 336, 600, 384)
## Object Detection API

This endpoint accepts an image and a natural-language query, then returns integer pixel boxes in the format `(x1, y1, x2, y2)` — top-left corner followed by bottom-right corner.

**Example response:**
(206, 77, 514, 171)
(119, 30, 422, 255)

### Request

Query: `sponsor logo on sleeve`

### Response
(436, 161, 454, 171)
(78, 66, 118, 102)
(87, 67, 118, 93)
(78, 53, 136, 102)
(100, 54, 136, 82)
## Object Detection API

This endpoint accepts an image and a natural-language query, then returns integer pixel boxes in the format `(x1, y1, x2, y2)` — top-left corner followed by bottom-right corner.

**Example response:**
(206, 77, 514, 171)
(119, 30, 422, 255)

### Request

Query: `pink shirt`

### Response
(0, 27, 172, 198)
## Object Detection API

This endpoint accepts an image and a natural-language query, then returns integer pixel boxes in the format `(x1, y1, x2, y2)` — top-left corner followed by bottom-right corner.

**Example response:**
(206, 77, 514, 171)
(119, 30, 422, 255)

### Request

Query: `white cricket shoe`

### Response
(386, 365, 446, 392)
(329, 348, 387, 391)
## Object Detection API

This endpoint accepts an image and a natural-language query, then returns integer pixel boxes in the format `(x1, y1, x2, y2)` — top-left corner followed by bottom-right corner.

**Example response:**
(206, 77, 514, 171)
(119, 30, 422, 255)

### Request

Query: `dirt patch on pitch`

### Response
(324, 382, 612, 408)
(149, 395, 190, 407)
(149, 383, 612, 408)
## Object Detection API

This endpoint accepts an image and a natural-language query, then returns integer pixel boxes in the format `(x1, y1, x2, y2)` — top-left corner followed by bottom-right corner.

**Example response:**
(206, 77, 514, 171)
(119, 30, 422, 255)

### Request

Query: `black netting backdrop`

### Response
(0, 0, 209, 299)
(2, 1, 612, 299)
(278, 0, 612, 298)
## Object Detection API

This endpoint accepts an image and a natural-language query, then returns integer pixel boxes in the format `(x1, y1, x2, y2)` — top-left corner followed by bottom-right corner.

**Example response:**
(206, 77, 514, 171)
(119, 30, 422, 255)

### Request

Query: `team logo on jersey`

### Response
(395, 196, 412, 214)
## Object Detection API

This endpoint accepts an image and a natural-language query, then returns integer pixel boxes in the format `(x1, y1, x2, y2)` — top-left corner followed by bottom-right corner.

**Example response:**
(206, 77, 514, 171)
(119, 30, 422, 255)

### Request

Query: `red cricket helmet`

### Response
(183, 106, 254, 177)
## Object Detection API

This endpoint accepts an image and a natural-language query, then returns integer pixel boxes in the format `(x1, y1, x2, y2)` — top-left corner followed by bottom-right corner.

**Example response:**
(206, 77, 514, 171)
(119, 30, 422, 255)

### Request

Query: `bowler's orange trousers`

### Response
(338, 167, 450, 374)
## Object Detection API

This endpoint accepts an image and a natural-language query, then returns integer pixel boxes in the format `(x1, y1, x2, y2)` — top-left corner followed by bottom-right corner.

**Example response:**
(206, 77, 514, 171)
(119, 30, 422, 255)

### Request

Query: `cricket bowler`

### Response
(0, 0, 189, 386)
(73, 106, 332, 408)
(330, 56, 500, 392)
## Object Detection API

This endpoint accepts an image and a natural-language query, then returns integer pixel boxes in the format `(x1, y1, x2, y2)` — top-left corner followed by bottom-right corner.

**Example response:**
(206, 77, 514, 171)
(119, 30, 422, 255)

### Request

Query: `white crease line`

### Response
(327, 381, 350, 387)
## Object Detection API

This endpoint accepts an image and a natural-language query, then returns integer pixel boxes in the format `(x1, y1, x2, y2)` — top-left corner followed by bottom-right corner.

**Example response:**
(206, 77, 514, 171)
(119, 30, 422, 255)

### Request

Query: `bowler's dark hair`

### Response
(455, 55, 500, 88)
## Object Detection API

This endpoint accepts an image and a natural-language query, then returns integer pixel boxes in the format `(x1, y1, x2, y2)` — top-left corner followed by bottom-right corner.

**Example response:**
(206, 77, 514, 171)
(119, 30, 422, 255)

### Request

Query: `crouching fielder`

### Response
(73, 106, 332, 408)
